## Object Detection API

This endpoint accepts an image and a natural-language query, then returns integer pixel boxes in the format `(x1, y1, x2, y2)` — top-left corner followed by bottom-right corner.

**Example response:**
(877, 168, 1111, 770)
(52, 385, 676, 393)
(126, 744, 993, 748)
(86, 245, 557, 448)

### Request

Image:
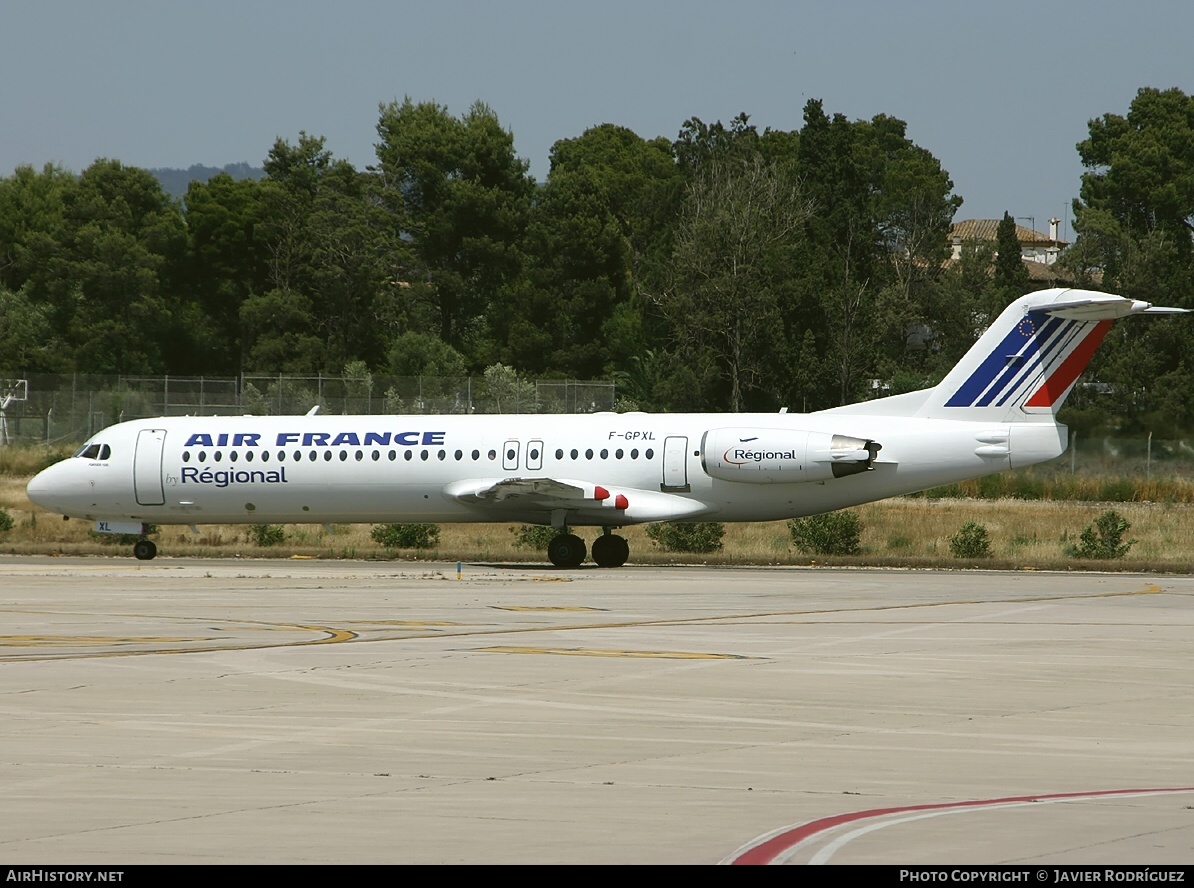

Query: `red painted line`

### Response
(1024, 319, 1111, 407)
(728, 786, 1194, 865)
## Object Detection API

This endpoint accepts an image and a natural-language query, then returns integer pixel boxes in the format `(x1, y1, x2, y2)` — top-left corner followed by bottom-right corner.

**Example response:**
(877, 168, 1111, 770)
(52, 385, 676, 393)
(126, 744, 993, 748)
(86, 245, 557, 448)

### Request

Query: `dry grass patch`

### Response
(3, 464, 1194, 569)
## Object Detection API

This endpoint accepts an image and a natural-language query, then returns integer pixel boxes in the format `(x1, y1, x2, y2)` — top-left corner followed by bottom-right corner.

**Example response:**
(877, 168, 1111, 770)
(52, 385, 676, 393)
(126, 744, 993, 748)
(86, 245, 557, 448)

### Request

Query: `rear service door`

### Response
(134, 428, 167, 506)
(661, 435, 690, 491)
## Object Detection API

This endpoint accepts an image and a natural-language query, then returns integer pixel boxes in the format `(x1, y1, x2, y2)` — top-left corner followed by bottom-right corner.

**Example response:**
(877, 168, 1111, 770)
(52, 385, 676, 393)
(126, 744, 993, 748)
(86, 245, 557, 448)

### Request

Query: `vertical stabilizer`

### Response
(916, 288, 1179, 422)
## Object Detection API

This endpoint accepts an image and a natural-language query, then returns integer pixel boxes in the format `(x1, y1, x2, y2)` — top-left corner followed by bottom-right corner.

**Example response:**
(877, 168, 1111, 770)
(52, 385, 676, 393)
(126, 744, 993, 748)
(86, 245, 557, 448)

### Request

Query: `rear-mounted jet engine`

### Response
(701, 428, 881, 483)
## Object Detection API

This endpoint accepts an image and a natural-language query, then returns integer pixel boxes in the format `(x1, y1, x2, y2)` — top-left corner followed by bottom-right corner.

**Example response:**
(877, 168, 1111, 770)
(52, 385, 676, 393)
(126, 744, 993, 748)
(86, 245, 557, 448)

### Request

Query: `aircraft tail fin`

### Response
(915, 288, 1184, 422)
(823, 288, 1186, 422)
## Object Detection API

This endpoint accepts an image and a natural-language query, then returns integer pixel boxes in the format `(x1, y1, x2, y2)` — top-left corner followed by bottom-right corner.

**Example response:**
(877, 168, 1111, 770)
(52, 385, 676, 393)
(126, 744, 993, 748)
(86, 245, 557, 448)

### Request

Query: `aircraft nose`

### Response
(26, 463, 69, 513)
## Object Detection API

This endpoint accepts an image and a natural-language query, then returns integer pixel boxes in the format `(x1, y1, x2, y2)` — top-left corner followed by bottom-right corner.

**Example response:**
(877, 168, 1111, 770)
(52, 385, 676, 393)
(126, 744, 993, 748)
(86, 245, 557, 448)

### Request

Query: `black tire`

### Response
(133, 539, 157, 561)
(547, 533, 586, 568)
(591, 534, 629, 568)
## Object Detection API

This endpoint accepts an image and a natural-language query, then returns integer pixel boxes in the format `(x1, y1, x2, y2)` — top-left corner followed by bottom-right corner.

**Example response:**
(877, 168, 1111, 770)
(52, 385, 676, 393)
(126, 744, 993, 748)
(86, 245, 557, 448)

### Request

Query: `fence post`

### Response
(1071, 429, 1077, 475)
(1147, 431, 1153, 480)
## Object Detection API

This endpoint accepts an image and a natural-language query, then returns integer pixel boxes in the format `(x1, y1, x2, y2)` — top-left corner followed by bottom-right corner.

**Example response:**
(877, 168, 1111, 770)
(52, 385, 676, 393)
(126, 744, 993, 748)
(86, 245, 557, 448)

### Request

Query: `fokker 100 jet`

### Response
(25, 288, 1185, 567)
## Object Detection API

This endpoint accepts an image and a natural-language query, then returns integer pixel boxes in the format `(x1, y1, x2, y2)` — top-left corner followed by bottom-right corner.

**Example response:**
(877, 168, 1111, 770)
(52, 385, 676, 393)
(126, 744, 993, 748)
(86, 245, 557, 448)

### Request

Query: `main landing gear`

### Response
(547, 529, 629, 569)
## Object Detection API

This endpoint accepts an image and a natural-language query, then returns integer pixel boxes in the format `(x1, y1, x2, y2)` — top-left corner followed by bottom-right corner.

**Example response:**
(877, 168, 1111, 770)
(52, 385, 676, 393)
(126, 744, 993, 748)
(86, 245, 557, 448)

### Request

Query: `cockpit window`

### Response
(76, 443, 110, 460)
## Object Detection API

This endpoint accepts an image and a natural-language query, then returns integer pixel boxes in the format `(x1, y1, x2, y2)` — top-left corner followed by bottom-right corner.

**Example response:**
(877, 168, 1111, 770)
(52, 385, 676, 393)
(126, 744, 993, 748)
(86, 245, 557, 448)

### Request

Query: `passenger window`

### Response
(555, 449, 563, 460)
(230, 451, 238, 462)
(339, 451, 348, 462)
(182, 451, 191, 463)
(471, 450, 480, 460)
(585, 449, 593, 459)
(645, 448, 655, 459)
(600, 449, 608, 459)
(404, 450, 413, 461)
(198, 451, 207, 463)
(214, 451, 223, 462)
(245, 451, 254, 462)
(323, 451, 332, 461)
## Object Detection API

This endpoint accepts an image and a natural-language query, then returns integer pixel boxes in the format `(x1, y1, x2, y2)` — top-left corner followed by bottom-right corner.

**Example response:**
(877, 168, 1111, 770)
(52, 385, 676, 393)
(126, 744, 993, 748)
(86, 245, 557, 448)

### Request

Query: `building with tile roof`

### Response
(948, 217, 1087, 284)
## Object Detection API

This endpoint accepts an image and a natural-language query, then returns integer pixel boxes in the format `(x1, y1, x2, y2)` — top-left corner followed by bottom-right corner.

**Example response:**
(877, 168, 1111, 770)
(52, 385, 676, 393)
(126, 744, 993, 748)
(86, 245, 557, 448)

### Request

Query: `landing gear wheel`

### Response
(133, 539, 157, 561)
(547, 533, 586, 568)
(591, 533, 630, 568)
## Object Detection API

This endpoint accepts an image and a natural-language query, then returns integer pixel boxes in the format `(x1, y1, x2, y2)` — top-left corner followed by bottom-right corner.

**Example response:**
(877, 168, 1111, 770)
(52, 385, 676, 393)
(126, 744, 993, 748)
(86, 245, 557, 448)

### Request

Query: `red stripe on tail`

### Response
(1024, 320, 1112, 408)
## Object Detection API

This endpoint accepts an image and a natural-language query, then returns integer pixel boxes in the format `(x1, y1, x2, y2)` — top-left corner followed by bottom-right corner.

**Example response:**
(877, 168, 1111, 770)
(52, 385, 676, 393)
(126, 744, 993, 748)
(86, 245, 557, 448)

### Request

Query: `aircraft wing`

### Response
(442, 477, 710, 523)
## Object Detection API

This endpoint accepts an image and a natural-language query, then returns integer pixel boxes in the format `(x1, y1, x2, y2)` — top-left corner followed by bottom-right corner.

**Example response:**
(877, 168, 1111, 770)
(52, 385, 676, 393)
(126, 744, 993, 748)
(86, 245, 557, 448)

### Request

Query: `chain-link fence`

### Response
(0, 374, 618, 446)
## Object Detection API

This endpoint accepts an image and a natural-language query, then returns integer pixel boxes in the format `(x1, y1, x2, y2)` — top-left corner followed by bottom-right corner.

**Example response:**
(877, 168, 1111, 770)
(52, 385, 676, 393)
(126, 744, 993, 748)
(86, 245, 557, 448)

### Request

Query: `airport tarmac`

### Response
(0, 556, 1191, 864)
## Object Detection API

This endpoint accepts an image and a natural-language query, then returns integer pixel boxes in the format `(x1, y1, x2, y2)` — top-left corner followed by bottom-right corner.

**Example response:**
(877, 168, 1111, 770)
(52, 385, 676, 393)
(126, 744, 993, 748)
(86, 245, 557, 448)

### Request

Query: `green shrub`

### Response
(645, 522, 725, 553)
(371, 523, 440, 549)
(0, 508, 13, 534)
(250, 524, 286, 547)
(511, 524, 557, 550)
(788, 511, 862, 556)
(949, 521, 992, 558)
(1066, 509, 1134, 559)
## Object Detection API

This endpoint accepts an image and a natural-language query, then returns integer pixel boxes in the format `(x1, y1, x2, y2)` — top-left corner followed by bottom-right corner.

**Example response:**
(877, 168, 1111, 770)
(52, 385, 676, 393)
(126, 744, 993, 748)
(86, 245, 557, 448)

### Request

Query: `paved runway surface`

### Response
(0, 557, 1191, 864)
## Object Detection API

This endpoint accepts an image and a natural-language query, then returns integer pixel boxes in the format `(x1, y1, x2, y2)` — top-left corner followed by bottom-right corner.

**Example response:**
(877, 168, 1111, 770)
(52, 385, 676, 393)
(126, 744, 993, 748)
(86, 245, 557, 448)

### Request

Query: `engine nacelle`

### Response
(701, 428, 881, 484)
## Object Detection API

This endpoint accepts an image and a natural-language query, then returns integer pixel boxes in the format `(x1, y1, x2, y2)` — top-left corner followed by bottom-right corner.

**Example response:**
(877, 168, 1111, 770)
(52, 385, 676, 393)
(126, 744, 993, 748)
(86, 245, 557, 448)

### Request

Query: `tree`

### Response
(183, 173, 271, 373)
(0, 284, 56, 372)
(657, 155, 813, 411)
(48, 159, 188, 373)
(1066, 87, 1194, 431)
(0, 163, 73, 293)
(245, 133, 406, 373)
(374, 99, 535, 356)
(489, 124, 681, 378)
(994, 211, 1029, 300)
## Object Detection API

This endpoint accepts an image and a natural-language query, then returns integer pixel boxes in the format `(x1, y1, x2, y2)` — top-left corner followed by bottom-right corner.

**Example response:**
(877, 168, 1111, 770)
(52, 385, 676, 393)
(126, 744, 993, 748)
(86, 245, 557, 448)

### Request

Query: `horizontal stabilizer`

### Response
(1039, 296, 1189, 320)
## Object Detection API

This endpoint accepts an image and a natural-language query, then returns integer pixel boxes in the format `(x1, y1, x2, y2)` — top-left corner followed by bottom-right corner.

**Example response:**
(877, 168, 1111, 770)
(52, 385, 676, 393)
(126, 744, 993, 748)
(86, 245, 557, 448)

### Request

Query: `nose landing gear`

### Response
(132, 538, 158, 561)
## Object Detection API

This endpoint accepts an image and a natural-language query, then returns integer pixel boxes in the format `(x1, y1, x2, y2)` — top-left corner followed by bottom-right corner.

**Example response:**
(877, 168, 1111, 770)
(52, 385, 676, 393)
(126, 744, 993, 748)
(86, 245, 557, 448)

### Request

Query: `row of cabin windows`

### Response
(180, 447, 657, 464)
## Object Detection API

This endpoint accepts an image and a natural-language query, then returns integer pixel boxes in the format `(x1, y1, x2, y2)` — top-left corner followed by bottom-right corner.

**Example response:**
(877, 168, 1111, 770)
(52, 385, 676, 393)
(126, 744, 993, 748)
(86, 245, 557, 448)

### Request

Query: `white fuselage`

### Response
(26, 411, 1067, 527)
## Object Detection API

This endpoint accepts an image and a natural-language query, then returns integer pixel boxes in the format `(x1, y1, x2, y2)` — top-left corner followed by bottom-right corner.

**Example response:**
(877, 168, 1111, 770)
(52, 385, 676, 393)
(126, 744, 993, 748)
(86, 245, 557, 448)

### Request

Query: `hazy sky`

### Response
(3, 1, 1191, 243)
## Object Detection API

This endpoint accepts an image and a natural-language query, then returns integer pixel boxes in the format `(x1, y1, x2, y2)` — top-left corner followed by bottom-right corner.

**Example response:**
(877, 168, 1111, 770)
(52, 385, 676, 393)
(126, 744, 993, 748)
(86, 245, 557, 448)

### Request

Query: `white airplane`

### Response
(25, 288, 1185, 567)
